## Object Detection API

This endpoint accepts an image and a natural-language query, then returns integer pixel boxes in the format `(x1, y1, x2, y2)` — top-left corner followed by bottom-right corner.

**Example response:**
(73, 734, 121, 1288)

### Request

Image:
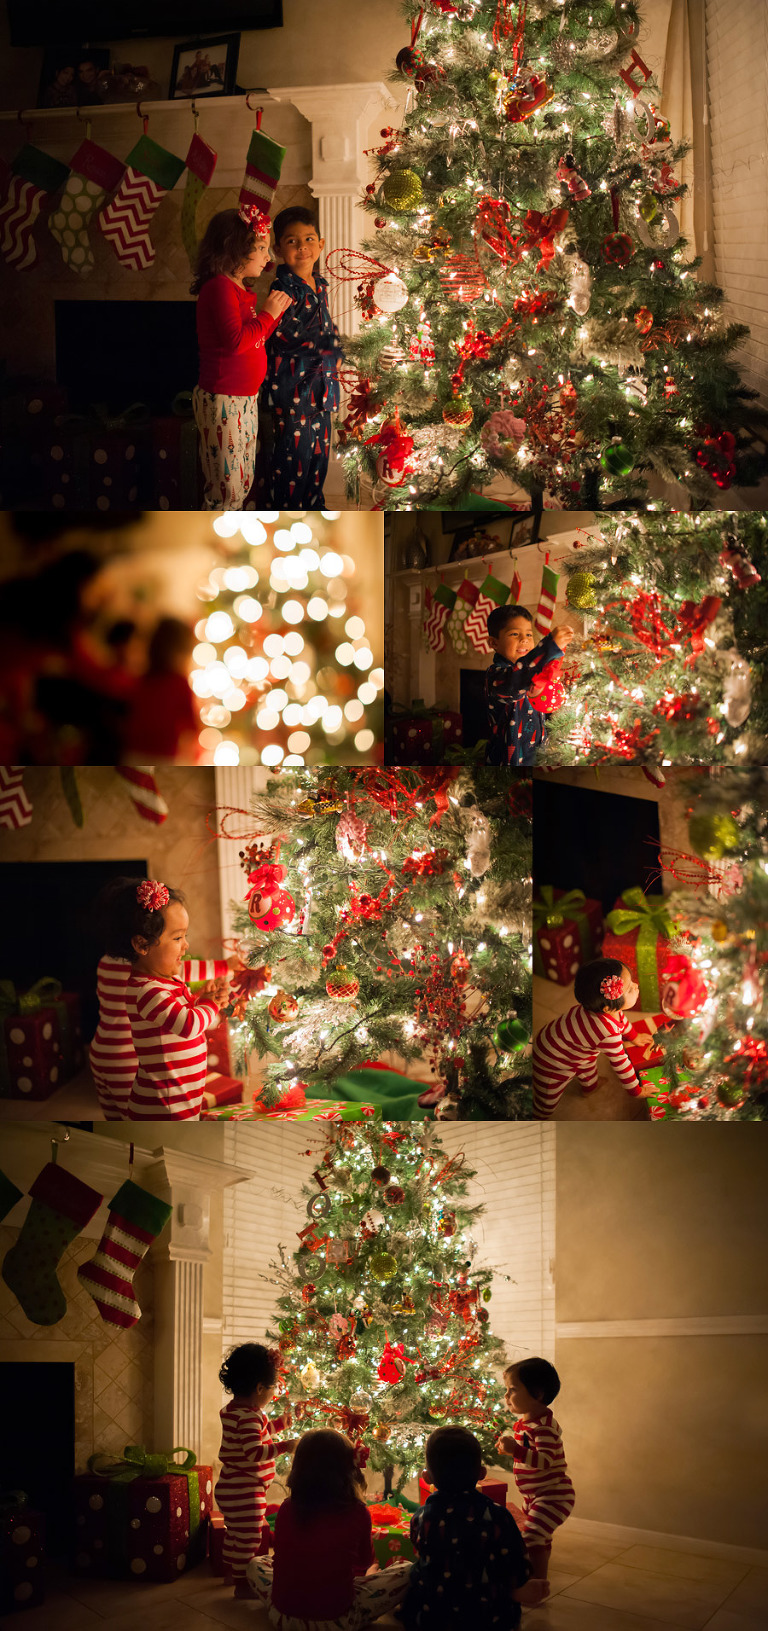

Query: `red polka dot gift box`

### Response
(0, 981, 84, 1101)
(71, 1448, 212, 1583)
(390, 704, 463, 766)
(532, 886, 604, 985)
(0, 1495, 46, 1613)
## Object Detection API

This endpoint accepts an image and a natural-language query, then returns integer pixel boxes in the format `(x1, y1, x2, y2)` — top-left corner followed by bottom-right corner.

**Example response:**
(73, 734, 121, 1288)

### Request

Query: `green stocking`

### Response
(1, 1161, 102, 1325)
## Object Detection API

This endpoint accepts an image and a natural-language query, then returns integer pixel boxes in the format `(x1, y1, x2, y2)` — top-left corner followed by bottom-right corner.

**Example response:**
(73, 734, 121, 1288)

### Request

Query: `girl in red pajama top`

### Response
(498, 1358, 575, 1581)
(191, 207, 292, 512)
(89, 876, 233, 1119)
(216, 1344, 296, 1599)
(533, 959, 649, 1119)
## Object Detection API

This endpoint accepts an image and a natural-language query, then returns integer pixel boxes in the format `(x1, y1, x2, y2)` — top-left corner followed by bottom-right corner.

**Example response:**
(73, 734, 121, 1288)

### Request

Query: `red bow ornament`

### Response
(676, 596, 722, 661)
(364, 409, 415, 487)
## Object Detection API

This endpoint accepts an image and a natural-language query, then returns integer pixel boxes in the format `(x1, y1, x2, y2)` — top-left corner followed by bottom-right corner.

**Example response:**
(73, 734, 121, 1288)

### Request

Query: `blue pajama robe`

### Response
(484, 633, 564, 766)
(261, 264, 342, 507)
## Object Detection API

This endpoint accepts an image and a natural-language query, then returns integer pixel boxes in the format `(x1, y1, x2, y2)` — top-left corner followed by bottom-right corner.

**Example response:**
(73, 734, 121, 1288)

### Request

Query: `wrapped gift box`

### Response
(2, 1008, 61, 1100)
(602, 888, 676, 1011)
(368, 1503, 415, 1568)
(21, 983, 83, 1081)
(71, 1453, 212, 1582)
(208, 1509, 229, 1578)
(202, 1100, 382, 1122)
(637, 1063, 698, 1120)
(0, 1498, 46, 1613)
(477, 1478, 508, 1507)
(202, 1074, 243, 1109)
(390, 706, 463, 766)
(623, 1015, 668, 1071)
(206, 1019, 233, 1078)
(533, 886, 603, 984)
(150, 415, 201, 510)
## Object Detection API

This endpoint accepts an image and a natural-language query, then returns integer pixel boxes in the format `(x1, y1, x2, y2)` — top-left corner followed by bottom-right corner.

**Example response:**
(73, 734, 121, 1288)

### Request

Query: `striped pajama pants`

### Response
(215, 1473, 269, 1576)
(520, 1484, 576, 1546)
(532, 1045, 600, 1119)
(246, 1556, 412, 1631)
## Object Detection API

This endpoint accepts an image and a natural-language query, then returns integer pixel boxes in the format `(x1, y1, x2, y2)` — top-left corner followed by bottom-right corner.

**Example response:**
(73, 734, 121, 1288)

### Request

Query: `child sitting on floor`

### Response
(261, 205, 343, 508)
(402, 1426, 547, 1630)
(247, 1428, 411, 1629)
(217, 1343, 296, 1600)
(497, 1360, 575, 1581)
(532, 958, 647, 1119)
(484, 605, 573, 767)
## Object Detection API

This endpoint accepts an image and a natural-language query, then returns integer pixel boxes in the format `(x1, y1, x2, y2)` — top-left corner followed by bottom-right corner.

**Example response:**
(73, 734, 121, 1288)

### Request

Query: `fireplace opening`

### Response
(0, 859, 147, 1041)
(533, 781, 662, 910)
(0, 1362, 75, 1555)
(459, 669, 488, 750)
(55, 301, 198, 415)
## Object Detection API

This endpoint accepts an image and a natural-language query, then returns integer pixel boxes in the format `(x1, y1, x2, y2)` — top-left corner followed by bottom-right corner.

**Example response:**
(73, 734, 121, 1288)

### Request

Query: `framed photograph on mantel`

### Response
(169, 35, 240, 99)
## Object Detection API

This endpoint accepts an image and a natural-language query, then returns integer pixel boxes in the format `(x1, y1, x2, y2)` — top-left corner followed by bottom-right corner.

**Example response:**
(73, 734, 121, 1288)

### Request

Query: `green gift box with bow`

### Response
(602, 888, 678, 1011)
(72, 1446, 212, 1582)
(532, 886, 604, 984)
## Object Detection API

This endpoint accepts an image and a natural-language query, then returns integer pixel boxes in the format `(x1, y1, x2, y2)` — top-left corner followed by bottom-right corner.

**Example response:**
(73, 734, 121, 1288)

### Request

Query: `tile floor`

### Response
(18, 1539, 768, 1631)
(533, 975, 652, 1120)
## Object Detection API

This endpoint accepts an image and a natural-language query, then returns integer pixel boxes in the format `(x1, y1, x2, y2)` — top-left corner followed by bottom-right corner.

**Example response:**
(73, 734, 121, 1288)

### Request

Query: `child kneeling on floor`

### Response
(401, 1426, 548, 1630)
(247, 1428, 411, 1629)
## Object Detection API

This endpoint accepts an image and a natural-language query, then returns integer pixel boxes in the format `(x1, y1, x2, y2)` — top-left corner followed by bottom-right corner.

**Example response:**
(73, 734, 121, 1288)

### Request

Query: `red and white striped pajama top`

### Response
(533, 1004, 640, 1119)
(215, 1403, 276, 1577)
(124, 972, 219, 1120)
(510, 1408, 575, 1546)
(90, 956, 227, 1119)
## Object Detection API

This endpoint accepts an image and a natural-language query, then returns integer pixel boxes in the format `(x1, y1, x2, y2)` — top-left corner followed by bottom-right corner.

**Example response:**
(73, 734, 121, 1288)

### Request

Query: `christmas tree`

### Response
(644, 768, 768, 1121)
(539, 511, 767, 772)
(336, 1, 764, 510)
(266, 1123, 509, 1497)
(195, 512, 383, 767)
(223, 766, 533, 1118)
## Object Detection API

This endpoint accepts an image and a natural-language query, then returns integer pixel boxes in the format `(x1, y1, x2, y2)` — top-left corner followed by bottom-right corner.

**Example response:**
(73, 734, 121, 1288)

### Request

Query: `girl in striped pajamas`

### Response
(89, 877, 232, 1119)
(217, 1344, 296, 1599)
(533, 959, 646, 1119)
(498, 1359, 574, 1580)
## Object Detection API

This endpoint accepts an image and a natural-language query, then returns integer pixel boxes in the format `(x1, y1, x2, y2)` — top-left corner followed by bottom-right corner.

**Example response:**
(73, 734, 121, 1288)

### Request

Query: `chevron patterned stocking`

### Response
(98, 134, 184, 273)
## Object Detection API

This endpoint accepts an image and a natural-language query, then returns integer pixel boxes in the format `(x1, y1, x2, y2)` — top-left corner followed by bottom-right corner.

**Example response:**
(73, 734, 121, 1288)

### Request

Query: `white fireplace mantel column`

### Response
(267, 81, 398, 332)
(142, 1148, 251, 1461)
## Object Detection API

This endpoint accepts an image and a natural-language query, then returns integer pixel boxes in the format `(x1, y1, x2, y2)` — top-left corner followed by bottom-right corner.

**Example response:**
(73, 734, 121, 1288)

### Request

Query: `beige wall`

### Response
(0, 766, 223, 959)
(555, 1124, 768, 1550)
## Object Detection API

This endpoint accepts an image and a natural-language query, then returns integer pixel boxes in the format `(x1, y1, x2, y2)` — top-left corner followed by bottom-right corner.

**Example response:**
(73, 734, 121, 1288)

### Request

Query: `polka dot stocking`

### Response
(49, 173, 108, 275)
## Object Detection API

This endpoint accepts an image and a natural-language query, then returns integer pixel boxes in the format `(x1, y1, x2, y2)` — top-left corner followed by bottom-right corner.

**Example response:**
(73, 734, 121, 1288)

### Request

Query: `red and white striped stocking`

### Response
(98, 134, 185, 273)
(0, 766, 32, 829)
(115, 767, 169, 824)
(423, 582, 457, 653)
(77, 1180, 172, 1328)
(0, 144, 70, 271)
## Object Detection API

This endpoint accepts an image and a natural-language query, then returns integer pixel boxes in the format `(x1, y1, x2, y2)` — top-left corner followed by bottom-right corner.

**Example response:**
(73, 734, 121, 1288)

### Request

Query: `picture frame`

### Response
(169, 34, 240, 100)
(37, 46, 110, 109)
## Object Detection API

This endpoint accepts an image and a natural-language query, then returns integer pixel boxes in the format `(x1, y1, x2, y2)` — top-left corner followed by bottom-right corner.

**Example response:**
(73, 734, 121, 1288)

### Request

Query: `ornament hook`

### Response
(191, 100, 199, 130)
(136, 101, 149, 135)
(51, 1128, 70, 1165)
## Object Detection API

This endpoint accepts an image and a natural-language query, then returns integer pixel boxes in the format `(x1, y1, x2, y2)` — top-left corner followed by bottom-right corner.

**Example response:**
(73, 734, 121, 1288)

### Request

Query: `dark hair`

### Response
(93, 876, 186, 961)
(148, 617, 196, 673)
(287, 1430, 366, 1518)
(272, 205, 319, 249)
(574, 957, 627, 1013)
(219, 1343, 278, 1396)
(105, 619, 138, 650)
(190, 209, 264, 295)
(487, 604, 533, 639)
(425, 1427, 484, 1494)
(505, 1358, 561, 1406)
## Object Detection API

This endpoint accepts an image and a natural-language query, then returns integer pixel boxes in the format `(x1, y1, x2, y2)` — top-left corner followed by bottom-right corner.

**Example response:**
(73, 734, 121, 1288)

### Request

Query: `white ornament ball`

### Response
(373, 274, 409, 314)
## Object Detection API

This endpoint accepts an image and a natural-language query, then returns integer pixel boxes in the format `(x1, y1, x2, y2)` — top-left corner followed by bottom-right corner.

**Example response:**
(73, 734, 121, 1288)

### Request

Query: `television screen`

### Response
(8, 0, 282, 47)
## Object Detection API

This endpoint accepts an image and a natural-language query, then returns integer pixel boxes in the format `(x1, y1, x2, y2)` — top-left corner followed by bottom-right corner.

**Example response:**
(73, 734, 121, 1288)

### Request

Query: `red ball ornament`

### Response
(247, 862, 296, 932)
(371, 1166, 391, 1186)
(601, 232, 635, 267)
(634, 306, 654, 334)
(325, 967, 360, 1001)
(268, 989, 299, 1023)
(450, 950, 471, 988)
(384, 1184, 405, 1205)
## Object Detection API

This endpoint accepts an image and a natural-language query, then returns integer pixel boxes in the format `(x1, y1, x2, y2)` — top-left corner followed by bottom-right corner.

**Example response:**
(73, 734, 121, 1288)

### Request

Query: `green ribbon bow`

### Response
(0, 1490, 28, 1513)
(532, 887, 593, 977)
(20, 976, 63, 1014)
(87, 1446, 201, 1549)
(605, 888, 676, 1007)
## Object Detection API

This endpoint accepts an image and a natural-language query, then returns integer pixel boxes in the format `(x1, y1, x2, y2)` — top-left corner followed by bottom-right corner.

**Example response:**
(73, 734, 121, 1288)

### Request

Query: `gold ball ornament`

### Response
(443, 396, 474, 427)
(325, 967, 360, 1001)
(639, 191, 659, 222)
(268, 990, 299, 1023)
(382, 169, 423, 212)
(369, 1251, 398, 1282)
(566, 571, 597, 610)
(688, 811, 741, 861)
(711, 920, 730, 943)
(372, 1423, 391, 1441)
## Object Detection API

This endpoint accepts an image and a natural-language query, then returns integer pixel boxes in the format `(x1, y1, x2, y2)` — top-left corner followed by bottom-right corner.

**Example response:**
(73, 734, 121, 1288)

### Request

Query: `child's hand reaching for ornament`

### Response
(199, 976, 228, 1008)
(552, 624, 574, 649)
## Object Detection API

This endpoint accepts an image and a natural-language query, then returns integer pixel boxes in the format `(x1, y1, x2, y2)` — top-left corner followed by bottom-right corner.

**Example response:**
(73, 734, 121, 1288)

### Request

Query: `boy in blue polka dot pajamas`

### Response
(261, 206, 342, 508)
(484, 605, 573, 766)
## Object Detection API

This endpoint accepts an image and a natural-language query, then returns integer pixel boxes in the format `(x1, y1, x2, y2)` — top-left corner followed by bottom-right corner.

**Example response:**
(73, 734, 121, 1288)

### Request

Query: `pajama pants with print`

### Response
(193, 386, 258, 511)
(520, 1485, 576, 1546)
(246, 1556, 412, 1631)
(215, 1474, 269, 1577)
(269, 397, 331, 508)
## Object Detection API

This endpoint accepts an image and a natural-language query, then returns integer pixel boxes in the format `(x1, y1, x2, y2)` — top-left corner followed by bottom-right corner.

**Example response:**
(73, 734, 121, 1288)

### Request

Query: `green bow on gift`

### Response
(19, 977, 63, 1014)
(605, 888, 677, 1007)
(87, 1446, 201, 1543)
(532, 886, 586, 930)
